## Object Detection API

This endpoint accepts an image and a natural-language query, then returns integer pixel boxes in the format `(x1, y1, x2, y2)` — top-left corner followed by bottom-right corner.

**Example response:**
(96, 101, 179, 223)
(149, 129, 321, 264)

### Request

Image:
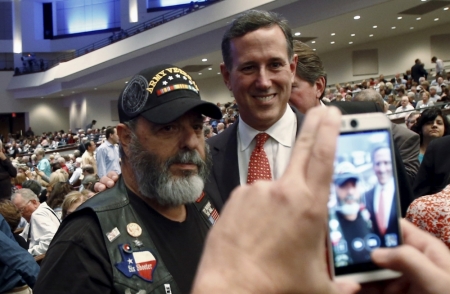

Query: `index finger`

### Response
(283, 106, 341, 201)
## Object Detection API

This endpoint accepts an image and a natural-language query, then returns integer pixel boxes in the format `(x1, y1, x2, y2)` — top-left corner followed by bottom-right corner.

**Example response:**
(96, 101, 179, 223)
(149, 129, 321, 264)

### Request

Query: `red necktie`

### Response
(247, 133, 272, 184)
(377, 188, 386, 235)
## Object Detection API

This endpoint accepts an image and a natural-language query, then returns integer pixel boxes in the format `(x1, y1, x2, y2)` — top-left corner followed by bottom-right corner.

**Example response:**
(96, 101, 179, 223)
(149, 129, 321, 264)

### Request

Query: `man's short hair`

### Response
(12, 188, 39, 202)
(353, 89, 385, 111)
(105, 127, 116, 139)
(293, 40, 327, 99)
(82, 165, 95, 174)
(73, 150, 80, 158)
(84, 141, 93, 150)
(22, 180, 42, 197)
(0, 199, 21, 231)
(34, 147, 45, 156)
(221, 10, 293, 70)
(203, 126, 211, 137)
(431, 56, 437, 62)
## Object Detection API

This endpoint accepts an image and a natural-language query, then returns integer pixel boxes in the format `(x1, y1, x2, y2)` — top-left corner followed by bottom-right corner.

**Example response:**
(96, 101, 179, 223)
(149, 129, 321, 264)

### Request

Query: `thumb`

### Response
(372, 245, 444, 286)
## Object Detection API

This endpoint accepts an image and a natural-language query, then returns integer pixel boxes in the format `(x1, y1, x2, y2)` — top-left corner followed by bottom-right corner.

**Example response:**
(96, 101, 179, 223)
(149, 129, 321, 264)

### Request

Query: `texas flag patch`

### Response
(115, 244, 157, 282)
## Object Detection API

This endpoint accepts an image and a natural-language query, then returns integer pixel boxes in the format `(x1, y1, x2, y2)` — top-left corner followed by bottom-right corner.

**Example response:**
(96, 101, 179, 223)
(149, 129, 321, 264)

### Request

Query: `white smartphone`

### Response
(328, 112, 402, 283)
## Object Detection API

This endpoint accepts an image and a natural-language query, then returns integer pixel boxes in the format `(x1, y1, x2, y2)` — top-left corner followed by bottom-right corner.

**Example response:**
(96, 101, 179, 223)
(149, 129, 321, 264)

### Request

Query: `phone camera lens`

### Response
(350, 119, 358, 128)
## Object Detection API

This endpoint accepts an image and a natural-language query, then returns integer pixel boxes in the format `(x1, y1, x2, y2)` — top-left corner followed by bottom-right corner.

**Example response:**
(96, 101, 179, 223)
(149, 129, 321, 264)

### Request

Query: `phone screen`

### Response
(328, 129, 401, 276)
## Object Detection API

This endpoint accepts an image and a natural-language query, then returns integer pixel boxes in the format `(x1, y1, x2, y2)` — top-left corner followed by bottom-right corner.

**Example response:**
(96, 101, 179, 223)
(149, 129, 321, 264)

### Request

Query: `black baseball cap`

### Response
(333, 161, 359, 186)
(118, 64, 222, 124)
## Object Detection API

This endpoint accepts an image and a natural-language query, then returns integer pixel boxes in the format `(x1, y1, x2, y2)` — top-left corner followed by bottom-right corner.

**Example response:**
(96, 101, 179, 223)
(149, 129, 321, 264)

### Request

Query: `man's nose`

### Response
(255, 68, 272, 90)
(180, 127, 201, 150)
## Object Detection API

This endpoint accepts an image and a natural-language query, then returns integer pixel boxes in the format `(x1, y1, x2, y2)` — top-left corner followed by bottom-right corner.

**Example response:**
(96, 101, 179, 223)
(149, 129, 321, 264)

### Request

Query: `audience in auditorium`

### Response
(411, 107, 449, 163)
(0, 140, 17, 199)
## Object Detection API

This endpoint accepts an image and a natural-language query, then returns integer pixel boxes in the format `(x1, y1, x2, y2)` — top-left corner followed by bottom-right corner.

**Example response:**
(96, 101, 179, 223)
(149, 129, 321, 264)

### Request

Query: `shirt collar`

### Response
(238, 106, 296, 151)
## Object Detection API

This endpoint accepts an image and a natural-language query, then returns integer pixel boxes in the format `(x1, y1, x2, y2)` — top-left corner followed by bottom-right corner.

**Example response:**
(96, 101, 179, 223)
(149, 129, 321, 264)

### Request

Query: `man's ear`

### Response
(220, 62, 232, 91)
(290, 54, 298, 83)
(117, 123, 132, 157)
(315, 76, 326, 99)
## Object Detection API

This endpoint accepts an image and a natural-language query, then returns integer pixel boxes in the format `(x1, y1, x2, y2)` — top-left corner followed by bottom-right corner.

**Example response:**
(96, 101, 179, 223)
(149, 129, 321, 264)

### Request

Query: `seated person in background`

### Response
(416, 91, 435, 110)
(407, 180, 450, 249)
(411, 108, 449, 163)
(79, 165, 95, 191)
(61, 191, 87, 220)
(11, 188, 61, 256)
(429, 86, 441, 103)
(0, 199, 28, 249)
(0, 214, 40, 294)
(22, 179, 47, 203)
(69, 157, 83, 186)
(395, 96, 414, 118)
(47, 182, 72, 220)
(405, 111, 420, 130)
(57, 157, 69, 174)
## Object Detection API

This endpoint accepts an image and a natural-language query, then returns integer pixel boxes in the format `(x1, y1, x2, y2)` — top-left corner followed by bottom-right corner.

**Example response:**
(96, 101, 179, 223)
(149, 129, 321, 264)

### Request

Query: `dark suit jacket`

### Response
(205, 107, 304, 211)
(365, 186, 400, 247)
(411, 63, 428, 83)
(413, 136, 450, 198)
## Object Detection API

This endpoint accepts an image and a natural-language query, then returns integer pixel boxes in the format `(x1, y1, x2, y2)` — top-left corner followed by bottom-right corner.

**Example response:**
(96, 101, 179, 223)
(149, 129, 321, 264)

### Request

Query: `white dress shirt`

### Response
(20, 202, 61, 256)
(237, 106, 297, 185)
(395, 104, 414, 118)
(373, 177, 395, 230)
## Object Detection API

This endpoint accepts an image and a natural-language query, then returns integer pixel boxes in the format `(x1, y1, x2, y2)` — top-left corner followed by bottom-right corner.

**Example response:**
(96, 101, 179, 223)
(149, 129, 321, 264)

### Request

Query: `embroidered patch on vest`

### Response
(201, 201, 219, 225)
(115, 243, 157, 282)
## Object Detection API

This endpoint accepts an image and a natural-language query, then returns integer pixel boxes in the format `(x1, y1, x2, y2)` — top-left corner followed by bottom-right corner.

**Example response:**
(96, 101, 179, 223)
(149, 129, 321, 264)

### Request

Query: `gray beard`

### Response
(127, 132, 212, 207)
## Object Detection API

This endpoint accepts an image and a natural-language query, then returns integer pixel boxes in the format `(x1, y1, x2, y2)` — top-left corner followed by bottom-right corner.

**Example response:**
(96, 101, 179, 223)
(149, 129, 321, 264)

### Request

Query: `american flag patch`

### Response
(208, 209, 219, 225)
(156, 84, 198, 96)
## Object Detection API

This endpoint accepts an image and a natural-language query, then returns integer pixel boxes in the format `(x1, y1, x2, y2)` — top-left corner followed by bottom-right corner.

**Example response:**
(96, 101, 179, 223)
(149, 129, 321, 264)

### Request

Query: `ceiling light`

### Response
(313, 49, 316, 51)
(198, 72, 202, 75)
(416, 17, 421, 20)
(294, 32, 301, 36)
(71, 91, 75, 93)
(373, 25, 377, 28)
(61, 94, 64, 96)
(125, 81, 128, 84)
(40, 97, 44, 99)
(349, 42, 353, 44)
(331, 41, 335, 44)
(391, 26, 396, 29)
(410, 27, 414, 29)
(202, 58, 207, 62)
(354, 15, 360, 20)
(94, 88, 97, 90)
(444, 7, 449, 11)
(311, 41, 316, 44)
(369, 34, 374, 37)
(421, 0, 427, 2)
(397, 16, 402, 20)
(434, 18, 439, 21)
(331, 33, 335, 36)
(217, 72, 220, 74)
(208, 68, 212, 70)
(351, 34, 355, 36)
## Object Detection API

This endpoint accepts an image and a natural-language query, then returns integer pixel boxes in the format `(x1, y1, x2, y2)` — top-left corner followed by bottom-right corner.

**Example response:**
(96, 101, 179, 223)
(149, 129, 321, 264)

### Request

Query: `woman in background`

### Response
(411, 107, 449, 163)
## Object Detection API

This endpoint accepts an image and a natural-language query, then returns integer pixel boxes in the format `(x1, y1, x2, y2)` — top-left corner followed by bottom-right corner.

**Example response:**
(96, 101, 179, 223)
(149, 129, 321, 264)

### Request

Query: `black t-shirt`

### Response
(34, 188, 209, 294)
(336, 211, 372, 264)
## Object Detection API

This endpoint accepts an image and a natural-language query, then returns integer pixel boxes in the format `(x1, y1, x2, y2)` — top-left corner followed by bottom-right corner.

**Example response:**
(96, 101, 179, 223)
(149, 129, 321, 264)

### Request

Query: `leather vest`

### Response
(77, 177, 218, 294)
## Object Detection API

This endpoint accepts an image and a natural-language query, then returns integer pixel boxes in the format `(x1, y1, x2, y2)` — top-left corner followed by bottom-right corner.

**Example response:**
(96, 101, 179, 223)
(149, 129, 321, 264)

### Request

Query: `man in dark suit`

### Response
(205, 11, 304, 210)
(365, 145, 400, 248)
(411, 58, 428, 83)
(413, 136, 450, 198)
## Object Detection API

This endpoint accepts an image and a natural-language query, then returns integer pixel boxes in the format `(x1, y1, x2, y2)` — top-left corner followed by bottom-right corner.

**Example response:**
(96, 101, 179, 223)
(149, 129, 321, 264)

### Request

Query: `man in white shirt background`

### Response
(395, 96, 414, 118)
(11, 188, 60, 256)
(432, 56, 445, 76)
(96, 127, 121, 178)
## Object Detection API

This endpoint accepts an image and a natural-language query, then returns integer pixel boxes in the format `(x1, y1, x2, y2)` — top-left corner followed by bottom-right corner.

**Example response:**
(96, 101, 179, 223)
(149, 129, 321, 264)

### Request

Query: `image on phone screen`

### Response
(328, 129, 401, 276)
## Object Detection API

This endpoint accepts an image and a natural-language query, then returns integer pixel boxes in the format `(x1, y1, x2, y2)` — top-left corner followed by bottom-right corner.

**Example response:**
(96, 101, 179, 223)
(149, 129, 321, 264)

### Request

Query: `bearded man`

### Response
(34, 65, 222, 294)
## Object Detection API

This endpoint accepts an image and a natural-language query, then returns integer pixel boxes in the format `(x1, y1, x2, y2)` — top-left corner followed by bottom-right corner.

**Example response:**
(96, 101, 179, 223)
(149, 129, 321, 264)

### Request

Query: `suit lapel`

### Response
(210, 122, 241, 204)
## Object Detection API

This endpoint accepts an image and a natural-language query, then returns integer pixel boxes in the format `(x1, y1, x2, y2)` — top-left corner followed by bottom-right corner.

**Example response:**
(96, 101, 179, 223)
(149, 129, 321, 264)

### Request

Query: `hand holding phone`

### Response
(361, 220, 450, 293)
(328, 113, 402, 283)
